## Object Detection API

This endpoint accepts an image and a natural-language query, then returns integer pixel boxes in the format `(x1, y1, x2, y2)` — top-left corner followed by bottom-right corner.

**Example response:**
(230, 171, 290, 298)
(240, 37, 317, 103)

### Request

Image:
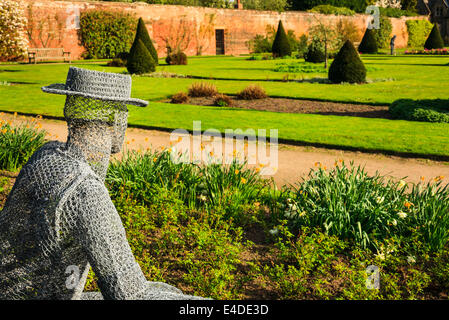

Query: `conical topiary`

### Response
(126, 38, 156, 74)
(329, 40, 366, 84)
(424, 24, 444, 50)
(132, 17, 159, 65)
(272, 20, 292, 58)
(358, 28, 378, 54)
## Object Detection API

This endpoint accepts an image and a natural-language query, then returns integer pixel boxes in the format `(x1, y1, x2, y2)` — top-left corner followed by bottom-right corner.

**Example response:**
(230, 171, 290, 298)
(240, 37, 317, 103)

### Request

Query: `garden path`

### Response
(3, 113, 449, 187)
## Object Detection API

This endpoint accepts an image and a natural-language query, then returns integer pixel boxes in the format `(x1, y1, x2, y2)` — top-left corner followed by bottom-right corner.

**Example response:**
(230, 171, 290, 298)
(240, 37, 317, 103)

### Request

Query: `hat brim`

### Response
(41, 83, 148, 107)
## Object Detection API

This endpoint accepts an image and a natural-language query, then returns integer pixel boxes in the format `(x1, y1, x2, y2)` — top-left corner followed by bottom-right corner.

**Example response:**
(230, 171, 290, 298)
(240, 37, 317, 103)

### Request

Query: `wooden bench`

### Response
(27, 48, 71, 64)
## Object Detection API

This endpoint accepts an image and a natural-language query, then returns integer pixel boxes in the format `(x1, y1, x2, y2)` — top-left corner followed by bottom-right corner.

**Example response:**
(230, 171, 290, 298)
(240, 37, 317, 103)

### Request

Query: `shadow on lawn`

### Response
(0, 69, 23, 73)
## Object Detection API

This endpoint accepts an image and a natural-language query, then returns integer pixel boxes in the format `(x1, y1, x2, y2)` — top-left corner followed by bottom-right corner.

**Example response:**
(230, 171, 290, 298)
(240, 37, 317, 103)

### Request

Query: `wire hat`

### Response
(41, 67, 148, 107)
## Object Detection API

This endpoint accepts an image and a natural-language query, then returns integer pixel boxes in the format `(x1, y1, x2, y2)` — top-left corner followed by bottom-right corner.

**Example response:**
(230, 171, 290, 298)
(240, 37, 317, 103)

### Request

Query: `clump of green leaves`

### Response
(0, 118, 46, 171)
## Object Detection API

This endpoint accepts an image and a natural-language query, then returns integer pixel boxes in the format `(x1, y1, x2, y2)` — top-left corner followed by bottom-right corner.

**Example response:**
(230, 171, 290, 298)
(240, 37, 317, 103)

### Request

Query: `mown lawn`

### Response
(1, 54, 449, 157)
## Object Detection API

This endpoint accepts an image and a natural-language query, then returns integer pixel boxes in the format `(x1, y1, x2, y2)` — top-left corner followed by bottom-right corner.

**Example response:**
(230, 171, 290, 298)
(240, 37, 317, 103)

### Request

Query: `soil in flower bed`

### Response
(168, 96, 391, 119)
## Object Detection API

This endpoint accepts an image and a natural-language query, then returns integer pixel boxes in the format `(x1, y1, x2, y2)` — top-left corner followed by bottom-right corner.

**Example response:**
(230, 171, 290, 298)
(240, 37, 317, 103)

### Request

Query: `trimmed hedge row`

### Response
(389, 99, 449, 123)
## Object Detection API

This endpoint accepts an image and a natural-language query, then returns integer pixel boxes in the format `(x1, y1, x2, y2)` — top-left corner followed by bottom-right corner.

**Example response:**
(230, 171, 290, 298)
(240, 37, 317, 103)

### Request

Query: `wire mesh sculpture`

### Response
(0, 67, 205, 300)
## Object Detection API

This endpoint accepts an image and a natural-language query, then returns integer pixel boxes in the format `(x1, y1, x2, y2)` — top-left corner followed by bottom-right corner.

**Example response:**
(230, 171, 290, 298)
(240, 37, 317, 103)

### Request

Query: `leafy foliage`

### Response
(289, 0, 374, 13)
(424, 25, 444, 50)
(373, 16, 393, 49)
(389, 99, 449, 123)
(308, 4, 355, 15)
(272, 21, 292, 58)
(328, 40, 366, 84)
(78, 10, 136, 59)
(0, 117, 46, 171)
(286, 162, 449, 251)
(126, 39, 156, 74)
(406, 19, 433, 48)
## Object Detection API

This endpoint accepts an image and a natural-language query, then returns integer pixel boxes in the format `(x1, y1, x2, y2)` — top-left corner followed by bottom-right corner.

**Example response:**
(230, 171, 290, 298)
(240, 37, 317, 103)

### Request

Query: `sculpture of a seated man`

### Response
(0, 67, 203, 300)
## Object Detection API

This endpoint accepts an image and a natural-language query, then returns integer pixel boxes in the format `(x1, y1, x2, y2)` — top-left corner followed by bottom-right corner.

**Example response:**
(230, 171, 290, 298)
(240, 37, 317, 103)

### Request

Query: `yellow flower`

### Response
(398, 180, 406, 188)
(153, 157, 157, 162)
(241, 177, 247, 184)
(255, 167, 261, 173)
(234, 169, 239, 174)
(13, 112, 17, 117)
(145, 137, 149, 142)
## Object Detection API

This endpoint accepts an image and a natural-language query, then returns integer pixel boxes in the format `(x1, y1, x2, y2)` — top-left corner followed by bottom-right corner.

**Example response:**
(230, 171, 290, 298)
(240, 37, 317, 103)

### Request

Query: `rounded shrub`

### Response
(424, 24, 444, 50)
(328, 40, 366, 84)
(304, 40, 325, 63)
(272, 20, 292, 58)
(134, 17, 159, 65)
(358, 28, 378, 54)
(126, 39, 156, 75)
(389, 99, 449, 123)
(166, 51, 188, 65)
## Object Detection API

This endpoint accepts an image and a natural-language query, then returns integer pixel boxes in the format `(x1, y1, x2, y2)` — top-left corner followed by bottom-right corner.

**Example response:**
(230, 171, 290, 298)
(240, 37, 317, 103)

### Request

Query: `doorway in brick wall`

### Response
(215, 29, 225, 55)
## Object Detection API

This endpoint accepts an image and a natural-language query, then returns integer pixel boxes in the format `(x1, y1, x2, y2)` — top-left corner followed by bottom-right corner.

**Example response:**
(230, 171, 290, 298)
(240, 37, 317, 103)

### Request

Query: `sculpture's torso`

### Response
(0, 141, 98, 299)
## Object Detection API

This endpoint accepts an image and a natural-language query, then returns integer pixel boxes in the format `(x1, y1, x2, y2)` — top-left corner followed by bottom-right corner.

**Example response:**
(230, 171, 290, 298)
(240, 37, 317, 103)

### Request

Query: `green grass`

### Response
(1, 54, 449, 157)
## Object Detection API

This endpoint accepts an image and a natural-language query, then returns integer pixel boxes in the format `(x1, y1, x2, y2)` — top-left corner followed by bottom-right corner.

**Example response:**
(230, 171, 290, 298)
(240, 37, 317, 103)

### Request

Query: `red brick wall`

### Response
(23, 0, 428, 59)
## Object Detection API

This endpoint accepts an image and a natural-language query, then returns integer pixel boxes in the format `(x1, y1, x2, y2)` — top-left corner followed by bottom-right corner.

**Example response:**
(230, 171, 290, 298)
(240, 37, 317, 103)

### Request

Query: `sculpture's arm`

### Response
(63, 177, 202, 300)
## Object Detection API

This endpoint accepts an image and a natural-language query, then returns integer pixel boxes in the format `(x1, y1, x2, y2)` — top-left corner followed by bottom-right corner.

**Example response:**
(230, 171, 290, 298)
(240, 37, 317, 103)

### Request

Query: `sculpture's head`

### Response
(41, 67, 148, 155)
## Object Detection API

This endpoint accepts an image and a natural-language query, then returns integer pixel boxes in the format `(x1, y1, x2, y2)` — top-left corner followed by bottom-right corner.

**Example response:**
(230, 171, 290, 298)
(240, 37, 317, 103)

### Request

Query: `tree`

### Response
(308, 16, 337, 68)
(424, 24, 444, 50)
(126, 39, 156, 74)
(358, 28, 378, 53)
(328, 40, 366, 84)
(272, 20, 292, 57)
(133, 17, 158, 65)
(401, 0, 417, 12)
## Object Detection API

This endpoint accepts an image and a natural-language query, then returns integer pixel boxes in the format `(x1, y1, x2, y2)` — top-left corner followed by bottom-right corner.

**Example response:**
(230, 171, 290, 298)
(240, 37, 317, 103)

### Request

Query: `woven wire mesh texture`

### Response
(0, 94, 205, 300)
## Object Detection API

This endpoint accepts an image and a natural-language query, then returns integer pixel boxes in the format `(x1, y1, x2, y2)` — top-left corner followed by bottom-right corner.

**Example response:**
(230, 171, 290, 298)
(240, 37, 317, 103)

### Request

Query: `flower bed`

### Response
(404, 48, 449, 55)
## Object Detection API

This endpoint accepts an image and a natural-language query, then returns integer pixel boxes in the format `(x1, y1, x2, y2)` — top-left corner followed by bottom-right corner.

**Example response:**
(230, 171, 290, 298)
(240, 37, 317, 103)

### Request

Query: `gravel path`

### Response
(2, 112, 448, 186)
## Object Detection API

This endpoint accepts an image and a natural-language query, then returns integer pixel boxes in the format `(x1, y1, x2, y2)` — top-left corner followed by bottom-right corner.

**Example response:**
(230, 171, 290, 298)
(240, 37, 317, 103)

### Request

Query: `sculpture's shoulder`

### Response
(13, 141, 95, 201)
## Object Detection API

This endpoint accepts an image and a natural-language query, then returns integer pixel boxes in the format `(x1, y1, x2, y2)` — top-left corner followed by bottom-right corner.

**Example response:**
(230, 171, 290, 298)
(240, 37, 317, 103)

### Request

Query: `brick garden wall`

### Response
(22, 0, 428, 59)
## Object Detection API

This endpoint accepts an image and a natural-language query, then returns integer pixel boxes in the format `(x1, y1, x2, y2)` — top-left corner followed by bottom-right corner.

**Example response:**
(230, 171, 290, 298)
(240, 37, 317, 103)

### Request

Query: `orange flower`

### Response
(145, 137, 149, 142)
(234, 169, 239, 174)
(241, 177, 247, 184)
(404, 201, 413, 209)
